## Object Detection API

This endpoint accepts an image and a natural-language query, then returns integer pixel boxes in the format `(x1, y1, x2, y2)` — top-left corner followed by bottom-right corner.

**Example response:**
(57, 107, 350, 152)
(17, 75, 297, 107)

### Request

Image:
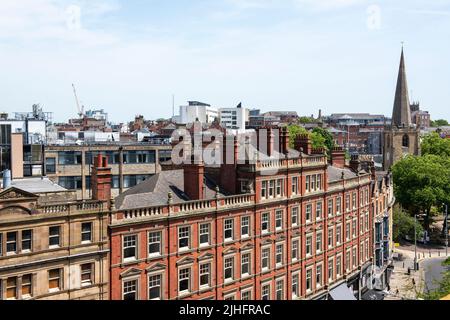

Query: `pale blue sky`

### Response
(0, 0, 449, 123)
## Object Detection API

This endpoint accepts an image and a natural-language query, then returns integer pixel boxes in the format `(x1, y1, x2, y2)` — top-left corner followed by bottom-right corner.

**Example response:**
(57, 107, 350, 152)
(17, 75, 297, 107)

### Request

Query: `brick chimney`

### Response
(280, 127, 289, 155)
(294, 133, 312, 155)
(331, 146, 345, 169)
(349, 155, 360, 173)
(220, 135, 238, 194)
(184, 156, 205, 200)
(92, 154, 112, 201)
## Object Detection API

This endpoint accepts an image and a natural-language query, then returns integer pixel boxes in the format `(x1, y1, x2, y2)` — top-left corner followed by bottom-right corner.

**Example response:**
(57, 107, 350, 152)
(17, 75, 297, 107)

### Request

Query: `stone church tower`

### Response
(383, 48, 421, 170)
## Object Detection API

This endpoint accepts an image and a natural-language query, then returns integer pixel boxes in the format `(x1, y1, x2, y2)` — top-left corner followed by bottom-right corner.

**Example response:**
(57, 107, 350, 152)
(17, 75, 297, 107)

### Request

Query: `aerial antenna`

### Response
(172, 94, 175, 118)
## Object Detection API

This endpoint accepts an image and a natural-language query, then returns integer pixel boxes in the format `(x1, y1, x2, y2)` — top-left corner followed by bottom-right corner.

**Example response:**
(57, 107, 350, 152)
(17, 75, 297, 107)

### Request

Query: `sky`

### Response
(0, 0, 449, 123)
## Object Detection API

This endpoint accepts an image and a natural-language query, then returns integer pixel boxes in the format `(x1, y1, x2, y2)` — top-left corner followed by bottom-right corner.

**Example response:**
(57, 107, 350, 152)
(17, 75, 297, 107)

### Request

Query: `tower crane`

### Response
(72, 83, 85, 118)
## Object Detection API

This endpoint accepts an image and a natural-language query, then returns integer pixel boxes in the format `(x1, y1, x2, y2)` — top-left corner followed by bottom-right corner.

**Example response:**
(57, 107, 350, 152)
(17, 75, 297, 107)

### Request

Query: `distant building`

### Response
(410, 102, 430, 129)
(219, 105, 247, 132)
(173, 101, 219, 124)
(43, 142, 172, 199)
(0, 105, 49, 177)
(85, 109, 108, 123)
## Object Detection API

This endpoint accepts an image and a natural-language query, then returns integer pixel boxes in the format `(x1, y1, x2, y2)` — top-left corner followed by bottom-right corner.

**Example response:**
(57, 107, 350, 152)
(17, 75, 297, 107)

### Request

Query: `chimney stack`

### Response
(331, 146, 345, 169)
(11, 133, 24, 179)
(280, 127, 289, 155)
(294, 133, 312, 155)
(92, 154, 112, 201)
(267, 127, 275, 157)
(220, 135, 238, 194)
(349, 155, 360, 173)
(184, 155, 205, 200)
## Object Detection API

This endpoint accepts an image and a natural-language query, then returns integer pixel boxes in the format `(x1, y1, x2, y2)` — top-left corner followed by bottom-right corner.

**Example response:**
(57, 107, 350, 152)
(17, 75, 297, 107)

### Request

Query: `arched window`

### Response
(402, 134, 409, 148)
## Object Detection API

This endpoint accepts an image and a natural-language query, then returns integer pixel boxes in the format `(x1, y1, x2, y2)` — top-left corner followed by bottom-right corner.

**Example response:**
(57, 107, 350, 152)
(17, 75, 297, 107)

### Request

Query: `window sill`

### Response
(123, 258, 138, 264)
(241, 274, 251, 280)
(199, 286, 213, 294)
(178, 292, 191, 299)
(49, 288, 61, 293)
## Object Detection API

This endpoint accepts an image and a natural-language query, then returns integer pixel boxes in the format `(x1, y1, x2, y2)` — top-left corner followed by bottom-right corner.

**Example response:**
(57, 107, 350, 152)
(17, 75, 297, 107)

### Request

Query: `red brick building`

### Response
(108, 129, 379, 300)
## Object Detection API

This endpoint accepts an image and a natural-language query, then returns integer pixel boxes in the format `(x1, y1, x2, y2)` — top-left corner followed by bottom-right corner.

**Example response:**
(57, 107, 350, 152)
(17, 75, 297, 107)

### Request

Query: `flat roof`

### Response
(11, 177, 68, 193)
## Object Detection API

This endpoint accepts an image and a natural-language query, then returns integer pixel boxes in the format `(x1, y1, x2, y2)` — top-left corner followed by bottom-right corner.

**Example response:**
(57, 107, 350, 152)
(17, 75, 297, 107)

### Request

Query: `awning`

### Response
(362, 290, 385, 301)
(329, 283, 357, 300)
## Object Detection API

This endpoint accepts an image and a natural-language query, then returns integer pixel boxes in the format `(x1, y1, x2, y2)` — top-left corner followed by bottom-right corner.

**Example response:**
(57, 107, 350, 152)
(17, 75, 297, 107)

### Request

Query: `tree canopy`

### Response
(392, 206, 423, 242)
(392, 155, 450, 229)
(287, 125, 331, 151)
(421, 132, 450, 157)
(312, 127, 335, 153)
(298, 116, 313, 124)
(431, 119, 449, 127)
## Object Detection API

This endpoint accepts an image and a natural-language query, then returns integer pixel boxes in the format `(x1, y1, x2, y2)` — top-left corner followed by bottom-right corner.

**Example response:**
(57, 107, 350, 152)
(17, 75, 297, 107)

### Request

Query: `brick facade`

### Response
(109, 132, 379, 301)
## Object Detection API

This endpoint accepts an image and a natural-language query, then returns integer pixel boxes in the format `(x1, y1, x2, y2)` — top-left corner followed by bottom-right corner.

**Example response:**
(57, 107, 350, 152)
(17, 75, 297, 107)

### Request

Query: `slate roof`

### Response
(115, 170, 226, 210)
(327, 166, 359, 182)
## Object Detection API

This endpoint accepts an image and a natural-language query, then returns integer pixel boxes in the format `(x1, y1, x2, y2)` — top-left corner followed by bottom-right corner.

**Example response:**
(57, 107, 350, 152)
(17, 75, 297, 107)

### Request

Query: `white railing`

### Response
(123, 206, 165, 219)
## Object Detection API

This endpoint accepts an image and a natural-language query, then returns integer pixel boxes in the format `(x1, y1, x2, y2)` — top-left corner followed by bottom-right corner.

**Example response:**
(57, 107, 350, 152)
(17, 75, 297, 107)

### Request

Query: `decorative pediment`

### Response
(240, 243, 254, 251)
(0, 187, 38, 202)
(146, 263, 166, 273)
(276, 234, 286, 241)
(292, 230, 301, 237)
(120, 267, 142, 279)
(261, 238, 273, 245)
(223, 246, 238, 256)
(176, 256, 195, 266)
(198, 252, 214, 261)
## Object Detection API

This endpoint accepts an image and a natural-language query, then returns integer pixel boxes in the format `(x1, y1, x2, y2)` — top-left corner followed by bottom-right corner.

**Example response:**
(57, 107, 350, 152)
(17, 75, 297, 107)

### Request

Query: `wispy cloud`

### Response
(0, 0, 120, 45)
(293, 0, 367, 11)
(408, 9, 450, 16)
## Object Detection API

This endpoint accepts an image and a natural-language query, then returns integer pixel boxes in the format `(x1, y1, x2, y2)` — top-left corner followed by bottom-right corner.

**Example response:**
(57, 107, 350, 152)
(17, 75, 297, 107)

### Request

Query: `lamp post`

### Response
(414, 213, 417, 271)
(444, 203, 448, 257)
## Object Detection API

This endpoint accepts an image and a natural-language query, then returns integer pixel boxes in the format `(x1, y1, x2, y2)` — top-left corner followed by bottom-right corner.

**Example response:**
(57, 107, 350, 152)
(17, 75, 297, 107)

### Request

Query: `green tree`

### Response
(312, 127, 335, 153)
(431, 119, 449, 127)
(311, 132, 326, 149)
(392, 155, 450, 230)
(287, 124, 309, 148)
(392, 206, 423, 242)
(287, 124, 329, 151)
(421, 132, 450, 157)
(298, 116, 313, 124)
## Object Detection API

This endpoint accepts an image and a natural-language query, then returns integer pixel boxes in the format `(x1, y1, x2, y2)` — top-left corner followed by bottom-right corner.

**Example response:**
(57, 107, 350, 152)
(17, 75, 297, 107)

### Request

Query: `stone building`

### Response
(383, 48, 421, 170)
(0, 158, 111, 300)
(43, 142, 172, 199)
(108, 128, 386, 300)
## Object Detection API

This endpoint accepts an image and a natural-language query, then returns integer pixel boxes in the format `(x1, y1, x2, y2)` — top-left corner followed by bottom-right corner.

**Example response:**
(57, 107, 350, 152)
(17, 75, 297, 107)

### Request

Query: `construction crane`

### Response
(72, 83, 85, 118)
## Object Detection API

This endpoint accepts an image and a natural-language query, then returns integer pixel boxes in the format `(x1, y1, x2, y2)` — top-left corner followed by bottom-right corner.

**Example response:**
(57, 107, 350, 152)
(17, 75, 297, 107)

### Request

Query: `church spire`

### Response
(392, 47, 412, 127)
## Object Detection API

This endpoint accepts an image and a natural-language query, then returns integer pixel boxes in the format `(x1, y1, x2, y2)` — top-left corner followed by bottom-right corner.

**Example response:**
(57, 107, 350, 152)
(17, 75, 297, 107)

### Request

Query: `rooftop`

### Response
(114, 169, 226, 210)
(10, 177, 68, 193)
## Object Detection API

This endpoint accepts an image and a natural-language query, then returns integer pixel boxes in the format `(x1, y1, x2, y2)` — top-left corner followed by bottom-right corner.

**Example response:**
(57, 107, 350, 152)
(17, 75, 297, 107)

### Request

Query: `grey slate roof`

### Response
(115, 169, 226, 210)
(327, 166, 359, 182)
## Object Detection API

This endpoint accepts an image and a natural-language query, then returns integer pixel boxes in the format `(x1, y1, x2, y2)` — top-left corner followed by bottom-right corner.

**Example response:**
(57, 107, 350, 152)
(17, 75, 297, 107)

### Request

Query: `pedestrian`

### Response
(412, 278, 416, 286)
